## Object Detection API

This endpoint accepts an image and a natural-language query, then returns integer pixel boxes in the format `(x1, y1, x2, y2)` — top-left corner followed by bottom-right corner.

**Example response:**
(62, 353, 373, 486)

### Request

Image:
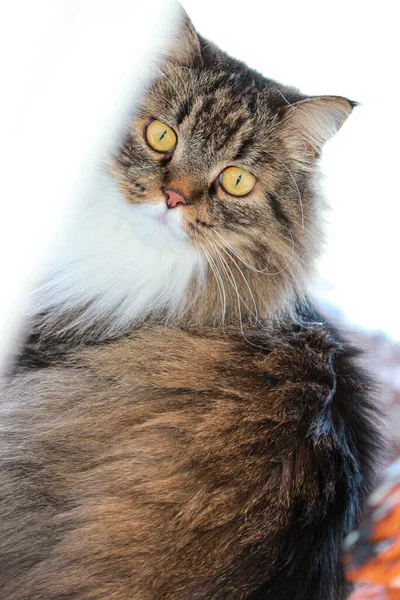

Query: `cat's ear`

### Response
(165, 4, 202, 66)
(280, 96, 356, 160)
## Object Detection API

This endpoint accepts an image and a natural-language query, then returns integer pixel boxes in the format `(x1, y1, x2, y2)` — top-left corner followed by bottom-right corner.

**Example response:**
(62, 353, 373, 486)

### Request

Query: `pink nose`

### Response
(165, 189, 186, 209)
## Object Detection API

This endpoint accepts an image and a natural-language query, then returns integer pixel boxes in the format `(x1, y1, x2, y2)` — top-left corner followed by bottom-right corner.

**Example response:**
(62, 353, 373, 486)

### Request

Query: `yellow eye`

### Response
(145, 119, 177, 153)
(220, 166, 256, 197)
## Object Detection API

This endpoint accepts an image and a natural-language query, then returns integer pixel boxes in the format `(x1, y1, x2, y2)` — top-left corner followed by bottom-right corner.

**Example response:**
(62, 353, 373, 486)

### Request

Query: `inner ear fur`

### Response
(280, 96, 356, 160)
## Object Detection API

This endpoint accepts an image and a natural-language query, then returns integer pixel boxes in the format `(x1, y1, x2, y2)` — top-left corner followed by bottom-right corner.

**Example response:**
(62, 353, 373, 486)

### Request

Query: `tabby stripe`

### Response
(176, 97, 193, 125)
(267, 194, 291, 226)
(234, 134, 256, 161)
(214, 117, 248, 152)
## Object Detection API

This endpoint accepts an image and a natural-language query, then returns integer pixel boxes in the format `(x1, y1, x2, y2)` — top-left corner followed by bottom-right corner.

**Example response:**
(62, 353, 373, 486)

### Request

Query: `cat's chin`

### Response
(124, 201, 190, 251)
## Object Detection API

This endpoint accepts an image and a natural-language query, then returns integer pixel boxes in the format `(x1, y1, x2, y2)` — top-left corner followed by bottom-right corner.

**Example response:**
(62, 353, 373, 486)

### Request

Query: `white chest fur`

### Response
(30, 171, 204, 336)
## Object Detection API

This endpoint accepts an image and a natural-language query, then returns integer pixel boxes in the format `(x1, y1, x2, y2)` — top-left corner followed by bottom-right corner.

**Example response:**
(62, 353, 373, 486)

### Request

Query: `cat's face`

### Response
(113, 13, 353, 280)
(116, 66, 293, 268)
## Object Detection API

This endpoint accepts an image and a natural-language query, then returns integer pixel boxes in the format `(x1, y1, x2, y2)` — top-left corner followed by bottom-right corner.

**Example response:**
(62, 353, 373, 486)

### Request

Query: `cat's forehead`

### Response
(148, 62, 271, 123)
(142, 62, 283, 168)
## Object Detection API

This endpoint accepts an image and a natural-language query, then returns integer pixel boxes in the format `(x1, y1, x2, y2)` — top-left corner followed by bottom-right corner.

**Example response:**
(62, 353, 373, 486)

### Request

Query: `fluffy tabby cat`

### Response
(0, 6, 382, 600)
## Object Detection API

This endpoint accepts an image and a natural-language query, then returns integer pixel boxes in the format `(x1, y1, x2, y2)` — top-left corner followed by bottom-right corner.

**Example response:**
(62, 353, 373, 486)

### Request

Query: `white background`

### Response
(182, 0, 400, 340)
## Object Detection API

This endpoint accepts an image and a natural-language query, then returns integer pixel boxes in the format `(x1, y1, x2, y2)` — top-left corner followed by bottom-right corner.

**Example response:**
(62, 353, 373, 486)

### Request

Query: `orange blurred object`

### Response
(344, 460, 400, 599)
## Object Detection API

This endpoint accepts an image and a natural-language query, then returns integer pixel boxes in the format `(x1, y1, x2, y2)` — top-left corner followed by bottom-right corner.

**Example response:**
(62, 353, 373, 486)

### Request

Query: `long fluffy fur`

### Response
(0, 310, 382, 600)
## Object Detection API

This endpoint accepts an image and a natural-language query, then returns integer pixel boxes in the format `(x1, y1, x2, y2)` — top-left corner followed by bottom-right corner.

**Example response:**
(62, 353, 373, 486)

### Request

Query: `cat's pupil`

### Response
(159, 130, 167, 141)
(235, 174, 242, 187)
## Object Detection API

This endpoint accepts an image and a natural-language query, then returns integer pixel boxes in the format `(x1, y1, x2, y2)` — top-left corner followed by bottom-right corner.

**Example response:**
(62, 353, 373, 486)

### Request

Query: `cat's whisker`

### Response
(210, 228, 270, 274)
(211, 243, 246, 336)
(210, 227, 295, 277)
(209, 241, 269, 351)
(96, 165, 145, 194)
(172, 65, 194, 78)
(198, 241, 226, 326)
(209, 240, 258, 323)
(110, 170, 142, 188)
(211, 241, 259, 326)
(276, 88, 295, 123)
(175, 241, 207, 321)
(264, 229, 295, 276)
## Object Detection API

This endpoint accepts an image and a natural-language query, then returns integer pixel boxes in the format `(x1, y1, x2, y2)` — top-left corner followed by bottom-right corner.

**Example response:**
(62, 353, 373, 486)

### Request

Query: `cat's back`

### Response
(0, 320, 381, 600)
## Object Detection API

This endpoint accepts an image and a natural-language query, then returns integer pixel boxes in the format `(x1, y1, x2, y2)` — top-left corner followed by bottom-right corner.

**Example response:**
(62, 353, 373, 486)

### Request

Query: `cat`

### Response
(0, 6, 383, 600)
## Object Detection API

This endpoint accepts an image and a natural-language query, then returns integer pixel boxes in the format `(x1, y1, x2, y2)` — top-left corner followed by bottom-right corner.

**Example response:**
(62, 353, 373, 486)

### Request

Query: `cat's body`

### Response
(1, 309, 380, 600)
(0, 7, 383, 600)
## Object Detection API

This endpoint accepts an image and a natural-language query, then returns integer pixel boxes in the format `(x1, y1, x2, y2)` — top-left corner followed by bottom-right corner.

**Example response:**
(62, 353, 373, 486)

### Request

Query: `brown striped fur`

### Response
(0, 319, 381, 599)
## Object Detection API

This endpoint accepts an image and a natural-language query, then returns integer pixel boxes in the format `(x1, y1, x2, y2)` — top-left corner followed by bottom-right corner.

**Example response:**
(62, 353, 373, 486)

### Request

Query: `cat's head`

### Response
(111, 6, 354, 326)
